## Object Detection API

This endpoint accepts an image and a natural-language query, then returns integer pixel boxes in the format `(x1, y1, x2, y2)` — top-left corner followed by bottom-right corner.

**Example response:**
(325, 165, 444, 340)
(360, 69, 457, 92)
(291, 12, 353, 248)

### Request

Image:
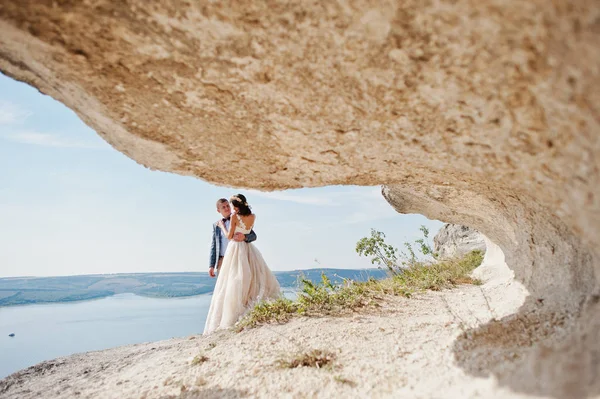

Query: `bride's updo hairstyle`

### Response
(230, 194, 252, 216)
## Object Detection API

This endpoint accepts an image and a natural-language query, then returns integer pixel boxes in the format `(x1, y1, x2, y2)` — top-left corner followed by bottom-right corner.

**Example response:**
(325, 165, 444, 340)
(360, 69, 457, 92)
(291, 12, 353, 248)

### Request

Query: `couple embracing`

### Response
(203, 194, 280, 335)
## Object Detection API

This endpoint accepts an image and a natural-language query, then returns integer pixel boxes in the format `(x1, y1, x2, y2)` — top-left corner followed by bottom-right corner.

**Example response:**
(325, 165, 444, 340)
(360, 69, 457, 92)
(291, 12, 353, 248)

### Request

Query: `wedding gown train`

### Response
(203, 215, 280, 335)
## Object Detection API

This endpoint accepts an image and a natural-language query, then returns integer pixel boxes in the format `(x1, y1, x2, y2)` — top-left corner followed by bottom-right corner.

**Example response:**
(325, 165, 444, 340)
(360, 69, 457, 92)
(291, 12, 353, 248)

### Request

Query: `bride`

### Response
(203, 194, 281, 334)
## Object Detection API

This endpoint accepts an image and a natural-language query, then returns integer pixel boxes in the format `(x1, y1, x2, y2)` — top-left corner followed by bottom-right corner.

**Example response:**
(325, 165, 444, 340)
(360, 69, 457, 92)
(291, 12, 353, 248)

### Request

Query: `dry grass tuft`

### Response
(191, 354, 209, 366)
(276, 349, 336, 369)
(334, 375, 357, 387)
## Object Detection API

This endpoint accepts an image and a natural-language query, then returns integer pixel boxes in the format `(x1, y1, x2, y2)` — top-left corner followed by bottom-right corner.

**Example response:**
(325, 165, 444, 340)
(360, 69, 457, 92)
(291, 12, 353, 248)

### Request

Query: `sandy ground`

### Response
(1, 242, 543, 399)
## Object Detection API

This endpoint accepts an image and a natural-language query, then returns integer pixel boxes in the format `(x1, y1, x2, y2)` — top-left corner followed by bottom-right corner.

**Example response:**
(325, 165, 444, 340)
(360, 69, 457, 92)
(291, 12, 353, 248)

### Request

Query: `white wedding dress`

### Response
(203, 214, 280, 335)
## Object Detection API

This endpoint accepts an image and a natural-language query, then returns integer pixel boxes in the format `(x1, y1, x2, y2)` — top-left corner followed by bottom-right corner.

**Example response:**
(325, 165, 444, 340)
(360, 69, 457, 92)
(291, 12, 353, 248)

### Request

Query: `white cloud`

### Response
(0, 101, 31, 125)
(247, 186, 383, 207)
(344, 207, 398, 225)
(248, 185, 393, 228)
(320, 186, 395, 226)
(2, 131, 107, 149)
(246, 189, 336, 206)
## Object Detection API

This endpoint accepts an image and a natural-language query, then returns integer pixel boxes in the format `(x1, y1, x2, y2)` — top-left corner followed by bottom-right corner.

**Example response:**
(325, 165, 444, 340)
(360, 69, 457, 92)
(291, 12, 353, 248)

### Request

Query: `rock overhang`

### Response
(1, 1, 599, 395)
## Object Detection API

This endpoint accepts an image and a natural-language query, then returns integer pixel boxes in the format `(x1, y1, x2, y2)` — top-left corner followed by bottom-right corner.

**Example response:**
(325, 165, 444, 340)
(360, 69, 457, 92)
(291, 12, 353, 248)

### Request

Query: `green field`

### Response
(0, 269, 387, 307)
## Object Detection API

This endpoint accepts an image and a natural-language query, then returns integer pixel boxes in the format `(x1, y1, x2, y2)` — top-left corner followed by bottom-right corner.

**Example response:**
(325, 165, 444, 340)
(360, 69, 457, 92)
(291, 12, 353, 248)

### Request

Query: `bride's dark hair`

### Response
(230, 193, 252, 216)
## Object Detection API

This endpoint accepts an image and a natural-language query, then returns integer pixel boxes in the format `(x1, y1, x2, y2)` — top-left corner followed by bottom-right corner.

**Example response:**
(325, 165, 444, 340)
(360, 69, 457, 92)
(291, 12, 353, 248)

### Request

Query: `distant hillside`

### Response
(0, 269, 388, 307)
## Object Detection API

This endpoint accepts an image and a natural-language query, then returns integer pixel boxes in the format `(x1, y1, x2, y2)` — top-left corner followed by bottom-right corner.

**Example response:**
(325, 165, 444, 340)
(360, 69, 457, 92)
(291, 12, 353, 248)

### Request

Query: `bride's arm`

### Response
(226, 215, 238, 240)
(218, 216, 235, 239)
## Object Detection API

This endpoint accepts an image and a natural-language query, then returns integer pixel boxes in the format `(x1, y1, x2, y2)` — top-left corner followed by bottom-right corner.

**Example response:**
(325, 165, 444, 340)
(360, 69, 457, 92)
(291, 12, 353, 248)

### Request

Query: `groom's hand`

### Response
(233, 232, 245, 242)
(209, 267, 216, 278)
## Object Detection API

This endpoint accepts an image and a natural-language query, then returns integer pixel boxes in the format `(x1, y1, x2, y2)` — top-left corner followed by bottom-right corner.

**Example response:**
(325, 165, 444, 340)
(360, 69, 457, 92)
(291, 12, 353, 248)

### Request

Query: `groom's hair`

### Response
(216, 198, 228, 208)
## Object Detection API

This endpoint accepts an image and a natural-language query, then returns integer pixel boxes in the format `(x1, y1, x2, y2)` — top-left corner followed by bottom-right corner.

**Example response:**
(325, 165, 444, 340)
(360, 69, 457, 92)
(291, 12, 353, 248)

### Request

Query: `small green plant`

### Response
(235, 297, 299, 331)
(415, 226, 435, 257)
(355, 229, 400, 272)
(356, 225, 438, 273)
(237, 273, 370, 331)
(298, 273, 342, 313)
(393, 250, 483, 291)
(276, 349, 336, 369)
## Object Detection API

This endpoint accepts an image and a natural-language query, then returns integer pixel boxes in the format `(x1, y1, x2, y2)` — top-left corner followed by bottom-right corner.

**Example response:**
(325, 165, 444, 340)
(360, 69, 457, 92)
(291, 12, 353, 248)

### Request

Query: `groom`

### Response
(208, 198, 257, 277)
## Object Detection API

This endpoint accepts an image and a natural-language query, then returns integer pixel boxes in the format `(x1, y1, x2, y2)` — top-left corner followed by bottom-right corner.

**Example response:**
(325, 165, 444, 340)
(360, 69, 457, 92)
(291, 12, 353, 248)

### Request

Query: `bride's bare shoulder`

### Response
(239, 213, 256, 224)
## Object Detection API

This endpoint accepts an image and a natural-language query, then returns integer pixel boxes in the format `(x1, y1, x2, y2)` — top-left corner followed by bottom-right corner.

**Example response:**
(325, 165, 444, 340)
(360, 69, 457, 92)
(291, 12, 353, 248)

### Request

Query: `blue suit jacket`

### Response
(209, 221, 257, 269)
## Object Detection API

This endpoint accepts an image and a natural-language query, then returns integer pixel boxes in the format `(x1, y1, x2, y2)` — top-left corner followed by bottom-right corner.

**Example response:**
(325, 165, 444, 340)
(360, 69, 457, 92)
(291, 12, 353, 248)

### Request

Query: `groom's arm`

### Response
(244, 230, 257, 243)
(209, 225, 218, 269)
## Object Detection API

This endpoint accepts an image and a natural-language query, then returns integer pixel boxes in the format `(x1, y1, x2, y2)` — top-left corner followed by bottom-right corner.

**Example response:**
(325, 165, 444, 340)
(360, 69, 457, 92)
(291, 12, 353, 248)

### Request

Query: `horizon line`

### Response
(0, 267, 386, 280)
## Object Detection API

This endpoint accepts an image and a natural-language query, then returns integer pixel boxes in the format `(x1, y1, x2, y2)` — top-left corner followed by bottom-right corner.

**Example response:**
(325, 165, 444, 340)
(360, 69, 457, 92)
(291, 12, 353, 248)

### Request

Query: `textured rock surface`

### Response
(1, 0, 599, 398)
(434, 224, 486, 259)
(382, 183, 599, 398)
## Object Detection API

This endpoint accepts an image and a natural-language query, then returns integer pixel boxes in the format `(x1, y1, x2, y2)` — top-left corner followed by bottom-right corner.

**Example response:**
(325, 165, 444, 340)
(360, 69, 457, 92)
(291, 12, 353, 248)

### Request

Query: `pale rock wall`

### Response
(434, 224, 487, 259)
(382, 183, 599, 397)
(471, 235, 529, 320)
(1, 0, 599, 397)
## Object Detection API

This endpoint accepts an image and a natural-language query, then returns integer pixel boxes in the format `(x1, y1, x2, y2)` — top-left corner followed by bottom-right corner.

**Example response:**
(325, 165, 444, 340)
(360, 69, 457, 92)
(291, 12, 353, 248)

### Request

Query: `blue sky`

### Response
(0, 73, 442, 277)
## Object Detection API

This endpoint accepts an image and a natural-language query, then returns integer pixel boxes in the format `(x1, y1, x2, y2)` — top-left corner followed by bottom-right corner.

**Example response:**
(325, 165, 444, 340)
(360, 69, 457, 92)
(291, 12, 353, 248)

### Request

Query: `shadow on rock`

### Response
(453, 297, 600, 399)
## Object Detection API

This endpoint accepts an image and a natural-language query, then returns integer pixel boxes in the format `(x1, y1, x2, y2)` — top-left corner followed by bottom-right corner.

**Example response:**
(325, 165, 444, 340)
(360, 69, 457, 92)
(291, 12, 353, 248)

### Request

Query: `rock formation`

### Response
(0, 0, 598, 397)
(433, 224, 486, 260)
(382, 182, 599, 397)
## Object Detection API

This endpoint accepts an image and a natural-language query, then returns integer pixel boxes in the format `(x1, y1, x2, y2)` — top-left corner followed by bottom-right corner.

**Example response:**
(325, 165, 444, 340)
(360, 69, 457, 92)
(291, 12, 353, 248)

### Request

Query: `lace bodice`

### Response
(234, 214, 253, 234)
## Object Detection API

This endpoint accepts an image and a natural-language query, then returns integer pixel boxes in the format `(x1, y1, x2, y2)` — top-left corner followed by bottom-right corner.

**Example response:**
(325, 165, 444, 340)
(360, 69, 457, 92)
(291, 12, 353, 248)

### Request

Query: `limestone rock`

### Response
(382, 182, 599, 398)
(433, 224, 486, 260)
(1, 1, 599, 397)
